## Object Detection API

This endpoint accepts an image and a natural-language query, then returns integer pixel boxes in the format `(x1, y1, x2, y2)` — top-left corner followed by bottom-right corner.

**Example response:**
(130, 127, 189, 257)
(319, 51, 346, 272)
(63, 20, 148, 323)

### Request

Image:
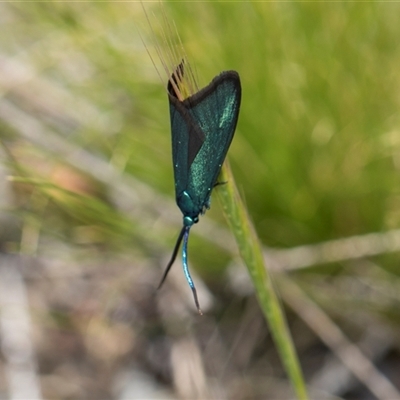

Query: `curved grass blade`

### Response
(217, 161, 309, 400)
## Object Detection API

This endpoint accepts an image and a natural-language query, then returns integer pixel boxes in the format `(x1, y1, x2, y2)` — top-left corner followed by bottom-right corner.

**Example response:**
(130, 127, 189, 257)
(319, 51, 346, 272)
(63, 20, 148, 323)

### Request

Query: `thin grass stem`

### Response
(217, 160, 309, 400)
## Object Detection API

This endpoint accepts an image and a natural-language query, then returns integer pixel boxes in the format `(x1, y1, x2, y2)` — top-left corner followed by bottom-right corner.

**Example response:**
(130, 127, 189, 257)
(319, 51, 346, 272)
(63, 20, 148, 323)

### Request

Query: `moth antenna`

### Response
(157, 226, 186, 290)
(182, 226, 203, 315)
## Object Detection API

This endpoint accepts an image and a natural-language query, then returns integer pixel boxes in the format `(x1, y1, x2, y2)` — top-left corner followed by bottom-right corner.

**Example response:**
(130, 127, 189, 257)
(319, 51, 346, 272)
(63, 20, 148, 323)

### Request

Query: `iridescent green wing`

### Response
(168, 70, 241, 217)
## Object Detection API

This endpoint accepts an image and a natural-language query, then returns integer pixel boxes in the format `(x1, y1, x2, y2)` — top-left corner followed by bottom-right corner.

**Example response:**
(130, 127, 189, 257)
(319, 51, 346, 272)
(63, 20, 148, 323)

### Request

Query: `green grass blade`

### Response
(217, 161, 308, 400)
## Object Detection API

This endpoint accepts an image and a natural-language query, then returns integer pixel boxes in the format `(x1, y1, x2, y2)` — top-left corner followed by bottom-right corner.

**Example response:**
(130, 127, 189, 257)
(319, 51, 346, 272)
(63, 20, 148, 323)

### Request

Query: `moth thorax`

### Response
(183, 216, 198, 227)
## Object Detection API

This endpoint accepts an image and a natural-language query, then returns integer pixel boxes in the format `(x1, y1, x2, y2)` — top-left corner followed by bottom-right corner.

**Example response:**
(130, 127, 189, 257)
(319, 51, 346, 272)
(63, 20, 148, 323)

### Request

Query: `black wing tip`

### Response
(181, 69, 241, 109)
(212, 70, 241, 91)
(217, 70, 240, 80)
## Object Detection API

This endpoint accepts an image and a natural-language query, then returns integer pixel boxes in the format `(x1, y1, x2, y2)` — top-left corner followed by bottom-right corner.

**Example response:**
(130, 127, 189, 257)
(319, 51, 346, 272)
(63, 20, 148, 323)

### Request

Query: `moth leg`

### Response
(213, 181, 227, 187)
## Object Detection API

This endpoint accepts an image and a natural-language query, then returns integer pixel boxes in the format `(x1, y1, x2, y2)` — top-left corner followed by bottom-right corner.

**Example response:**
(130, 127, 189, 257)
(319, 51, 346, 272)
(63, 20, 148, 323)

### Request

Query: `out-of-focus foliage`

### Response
(4, 2, 400, 247)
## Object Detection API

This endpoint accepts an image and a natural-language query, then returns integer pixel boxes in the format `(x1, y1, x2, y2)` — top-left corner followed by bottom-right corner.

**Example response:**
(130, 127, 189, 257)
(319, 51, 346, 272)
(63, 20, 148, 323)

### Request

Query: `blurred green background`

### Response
(1, 2, 400, 399)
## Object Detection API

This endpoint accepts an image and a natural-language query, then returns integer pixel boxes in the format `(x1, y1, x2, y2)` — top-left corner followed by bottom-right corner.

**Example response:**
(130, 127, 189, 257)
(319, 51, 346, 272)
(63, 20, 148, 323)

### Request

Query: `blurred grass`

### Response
(1, 1, 400, 399)
(158, 3, 398, 247)
(6, 1, 400, 247)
